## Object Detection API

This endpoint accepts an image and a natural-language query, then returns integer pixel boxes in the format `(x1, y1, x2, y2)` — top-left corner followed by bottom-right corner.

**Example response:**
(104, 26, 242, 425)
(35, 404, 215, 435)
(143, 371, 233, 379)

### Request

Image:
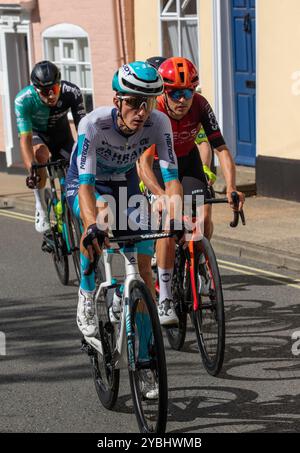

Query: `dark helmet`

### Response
(30, 60, 61, 88)
(146, 56, 167, 70)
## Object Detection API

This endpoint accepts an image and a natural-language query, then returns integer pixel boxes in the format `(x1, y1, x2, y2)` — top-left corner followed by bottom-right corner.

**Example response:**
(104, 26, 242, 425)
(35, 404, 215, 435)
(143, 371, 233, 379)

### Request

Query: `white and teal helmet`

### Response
(112, 61, 164, 96)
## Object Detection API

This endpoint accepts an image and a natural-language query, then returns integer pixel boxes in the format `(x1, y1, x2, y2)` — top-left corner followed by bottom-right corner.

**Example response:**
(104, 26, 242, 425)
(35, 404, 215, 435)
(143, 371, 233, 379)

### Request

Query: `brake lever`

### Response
(230, 191, 240, 228)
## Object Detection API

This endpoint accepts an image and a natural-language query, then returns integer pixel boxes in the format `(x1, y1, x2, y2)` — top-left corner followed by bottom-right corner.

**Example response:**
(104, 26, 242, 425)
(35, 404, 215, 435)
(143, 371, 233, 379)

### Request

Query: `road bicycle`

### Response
(157, 191, 246, 376)
(81, 231, 176, 433)
(31, 159, 81, 285)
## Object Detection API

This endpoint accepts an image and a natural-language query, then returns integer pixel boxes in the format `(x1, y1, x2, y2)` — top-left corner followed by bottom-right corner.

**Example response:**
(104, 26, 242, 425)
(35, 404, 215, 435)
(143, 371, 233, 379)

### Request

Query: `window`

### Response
(160, 0, 199, 67)
(43, 24, 93, 112)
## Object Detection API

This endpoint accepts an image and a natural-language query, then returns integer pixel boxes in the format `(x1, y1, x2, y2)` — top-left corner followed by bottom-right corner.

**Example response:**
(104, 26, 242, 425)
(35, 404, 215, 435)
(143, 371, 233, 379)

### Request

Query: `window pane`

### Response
(162, 21, 179, 57)
(78, 38, 90, 62)
(46, 38, 60, 61)
(180, 0, 197, 16)
(80, 65, 92, 89)
(161, 0, 177, 14)
(63, 41, 75, 60)
(83, 93, 93, 113)
(64, 65, 77, 84)
(181, 20, 198, 67)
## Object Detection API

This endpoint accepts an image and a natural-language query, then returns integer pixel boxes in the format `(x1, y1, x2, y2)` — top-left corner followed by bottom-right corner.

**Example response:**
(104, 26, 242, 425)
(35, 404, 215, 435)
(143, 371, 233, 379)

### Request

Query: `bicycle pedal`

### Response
(41, 241, 53, 253)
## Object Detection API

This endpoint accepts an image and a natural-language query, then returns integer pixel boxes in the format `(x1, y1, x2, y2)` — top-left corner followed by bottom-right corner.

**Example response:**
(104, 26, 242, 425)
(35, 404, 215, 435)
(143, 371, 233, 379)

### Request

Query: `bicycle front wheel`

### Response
(165, 245, 187, 351)
(128, 281, 168, 433)
(192, 237, 225, 376)
(91, 287, 120, 409)
(44, 189, 69, 285)
(65, 208, 81, 283)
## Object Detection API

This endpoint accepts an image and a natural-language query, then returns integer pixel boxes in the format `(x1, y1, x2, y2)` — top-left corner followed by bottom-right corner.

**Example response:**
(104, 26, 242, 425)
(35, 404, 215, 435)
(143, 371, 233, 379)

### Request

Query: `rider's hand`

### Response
(226, 189, 245, 212)
(203, 165, 217, 186)
(82, 223, 109, 262)
(26, 172, 41, 189)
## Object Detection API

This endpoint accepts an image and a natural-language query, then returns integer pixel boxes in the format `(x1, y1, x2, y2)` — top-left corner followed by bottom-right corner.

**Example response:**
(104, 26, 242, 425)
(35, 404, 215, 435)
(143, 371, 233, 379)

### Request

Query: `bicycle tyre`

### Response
(44, 188, 69, 285)
(128, 280, 168, 433)
(192, 237, 225, 376)
(165, 246, 188, 351)
(91, 287, 120, 409)
(65, 208, 81, 283)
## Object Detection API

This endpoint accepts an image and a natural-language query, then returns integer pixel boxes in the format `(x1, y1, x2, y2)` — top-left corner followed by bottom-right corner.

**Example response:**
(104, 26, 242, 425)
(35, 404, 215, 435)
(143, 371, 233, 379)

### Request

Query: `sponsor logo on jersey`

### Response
(62, 83, 82, 99)
(164, 133, 175, 164)
(206, 104, 219, 131)
(173, 128, 199, 143)
(80, 138, 90, 169)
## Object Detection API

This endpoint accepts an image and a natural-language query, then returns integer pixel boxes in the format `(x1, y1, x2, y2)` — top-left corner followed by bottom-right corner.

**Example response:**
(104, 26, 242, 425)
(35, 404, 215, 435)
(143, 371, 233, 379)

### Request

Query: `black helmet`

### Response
(146, 56, 167, 70)
(30, 60, 61, 88)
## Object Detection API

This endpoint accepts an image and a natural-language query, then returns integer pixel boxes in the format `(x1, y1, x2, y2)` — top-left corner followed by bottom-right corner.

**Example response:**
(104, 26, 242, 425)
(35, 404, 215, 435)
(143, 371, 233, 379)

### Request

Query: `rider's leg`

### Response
(138, 250, 155, 300)
(156, 237, 178, 325)
(156, 237, 175, 303)
(204, 204, 213, 240)
(33, 143, 50, 232)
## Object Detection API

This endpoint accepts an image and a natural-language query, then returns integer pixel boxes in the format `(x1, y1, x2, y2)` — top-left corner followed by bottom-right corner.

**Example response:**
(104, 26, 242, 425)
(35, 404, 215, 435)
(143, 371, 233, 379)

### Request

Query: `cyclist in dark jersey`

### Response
(14, 60, 86, 232)
(139, 57, 245, 318)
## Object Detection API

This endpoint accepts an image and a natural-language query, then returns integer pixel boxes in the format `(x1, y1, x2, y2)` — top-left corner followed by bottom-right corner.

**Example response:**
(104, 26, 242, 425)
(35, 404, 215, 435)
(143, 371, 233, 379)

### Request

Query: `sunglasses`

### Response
(167, 89, 194, 101)
(36, 83, 60, 98)
(118, 96, 157, 112)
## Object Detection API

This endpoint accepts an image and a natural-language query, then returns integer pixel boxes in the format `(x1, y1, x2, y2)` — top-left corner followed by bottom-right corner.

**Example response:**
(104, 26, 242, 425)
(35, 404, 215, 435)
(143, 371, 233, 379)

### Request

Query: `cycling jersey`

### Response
(66, 106, 178, 187)
(14, 81, 85, 135)
(153, 93, 225, 158)
(66, 106, 178, 256)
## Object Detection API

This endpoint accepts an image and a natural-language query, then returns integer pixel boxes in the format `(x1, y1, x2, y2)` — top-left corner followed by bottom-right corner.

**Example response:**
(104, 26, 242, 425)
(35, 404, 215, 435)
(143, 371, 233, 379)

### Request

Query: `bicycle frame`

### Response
(84, 245, 143, 371)
(46, 165, 73, 254)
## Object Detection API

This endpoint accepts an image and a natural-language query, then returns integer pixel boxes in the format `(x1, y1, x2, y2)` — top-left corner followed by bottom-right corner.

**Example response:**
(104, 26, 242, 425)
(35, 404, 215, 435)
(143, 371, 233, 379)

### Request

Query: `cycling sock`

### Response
(157, 267, 173, 304)
(80, 253, 96, 292)
(136, 312, 152, 362)
(34, 188, 46, 212)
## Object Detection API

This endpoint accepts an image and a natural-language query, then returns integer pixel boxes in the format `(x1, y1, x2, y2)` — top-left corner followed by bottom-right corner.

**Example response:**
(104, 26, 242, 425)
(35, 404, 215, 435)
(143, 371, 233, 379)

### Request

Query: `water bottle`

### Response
(54, 200, 63, 233)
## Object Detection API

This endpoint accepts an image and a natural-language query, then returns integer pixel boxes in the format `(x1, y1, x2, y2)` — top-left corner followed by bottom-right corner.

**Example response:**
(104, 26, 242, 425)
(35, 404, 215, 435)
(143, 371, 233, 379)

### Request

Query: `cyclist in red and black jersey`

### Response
(139, 57, 245, 324)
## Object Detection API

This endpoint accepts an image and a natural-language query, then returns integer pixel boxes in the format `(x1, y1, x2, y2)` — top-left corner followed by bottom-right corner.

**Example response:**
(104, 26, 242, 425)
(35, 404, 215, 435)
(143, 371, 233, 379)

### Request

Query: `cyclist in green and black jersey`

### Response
(14, 60, 86, 232)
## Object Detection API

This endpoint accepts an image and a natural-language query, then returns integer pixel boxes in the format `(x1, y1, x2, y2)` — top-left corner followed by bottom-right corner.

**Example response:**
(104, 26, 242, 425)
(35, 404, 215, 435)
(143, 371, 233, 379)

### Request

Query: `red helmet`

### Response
(158, 57, 199, 90)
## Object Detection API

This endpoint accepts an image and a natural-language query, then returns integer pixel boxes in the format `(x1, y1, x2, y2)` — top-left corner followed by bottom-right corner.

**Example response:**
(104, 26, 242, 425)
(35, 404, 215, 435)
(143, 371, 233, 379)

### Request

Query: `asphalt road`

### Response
(0, 209, 300, 433)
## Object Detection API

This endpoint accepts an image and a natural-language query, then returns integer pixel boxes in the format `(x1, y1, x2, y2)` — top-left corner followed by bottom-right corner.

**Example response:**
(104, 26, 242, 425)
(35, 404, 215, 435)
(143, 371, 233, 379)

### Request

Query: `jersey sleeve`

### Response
(70, 85, 86, 130)
(197, 95, 226, 149)
(14, 95, 32, 135)
(77, 116, 96, 186)
(153, 112, 178, 183)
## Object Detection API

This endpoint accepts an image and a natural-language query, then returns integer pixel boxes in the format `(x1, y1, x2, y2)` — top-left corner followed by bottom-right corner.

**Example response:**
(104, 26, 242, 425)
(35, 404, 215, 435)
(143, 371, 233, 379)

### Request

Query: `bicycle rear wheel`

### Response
(91, 287, 120, 409)
(192, 237, 225, 376)
(128, 280, 168, 433)
(165, 245, 188, 351)
(44, 189, 69, 285)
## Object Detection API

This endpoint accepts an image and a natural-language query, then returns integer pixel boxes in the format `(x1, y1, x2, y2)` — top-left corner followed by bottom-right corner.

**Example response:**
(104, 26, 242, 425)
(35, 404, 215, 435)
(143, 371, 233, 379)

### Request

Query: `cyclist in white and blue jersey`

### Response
(66, 61, 182, 338)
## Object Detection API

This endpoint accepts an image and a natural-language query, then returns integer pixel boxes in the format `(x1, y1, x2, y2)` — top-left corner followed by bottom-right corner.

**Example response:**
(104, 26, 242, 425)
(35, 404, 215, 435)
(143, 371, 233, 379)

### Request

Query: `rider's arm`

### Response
(20, 133, 34, 171)
(197, 141, 211, 167)
(154, 111, 183, 222)
(70, 85, 86, 131)
(138, 146, 165, 197)
(78, 184, 97, 231)
(77, 117, 97, 229)
(14, 95, 34, 171)
(214, 145, 244, 210)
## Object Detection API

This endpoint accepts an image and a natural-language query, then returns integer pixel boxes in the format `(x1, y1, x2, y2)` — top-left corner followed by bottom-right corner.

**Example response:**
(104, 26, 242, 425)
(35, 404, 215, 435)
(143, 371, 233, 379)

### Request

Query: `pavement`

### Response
(1, 168, 300, 272)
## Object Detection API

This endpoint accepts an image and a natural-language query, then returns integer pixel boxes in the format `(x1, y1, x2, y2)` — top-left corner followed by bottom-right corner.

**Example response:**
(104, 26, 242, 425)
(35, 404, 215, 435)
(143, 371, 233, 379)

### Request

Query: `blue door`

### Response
(232, 0, 256, 166)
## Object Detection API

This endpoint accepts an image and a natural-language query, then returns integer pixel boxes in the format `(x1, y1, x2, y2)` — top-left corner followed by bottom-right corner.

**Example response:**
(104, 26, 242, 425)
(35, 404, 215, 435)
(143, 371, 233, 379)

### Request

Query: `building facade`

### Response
(0, 0, 134, 168)
(0, 0, 299, 202)
(135, 0, 300, 202)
